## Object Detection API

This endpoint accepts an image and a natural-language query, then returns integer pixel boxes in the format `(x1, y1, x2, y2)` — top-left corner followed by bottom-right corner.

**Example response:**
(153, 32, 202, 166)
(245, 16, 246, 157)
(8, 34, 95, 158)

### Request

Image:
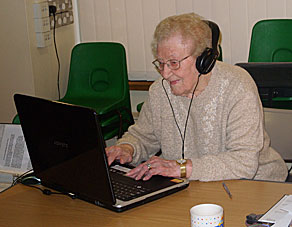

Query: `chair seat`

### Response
(59, 97, 128, 115)
(60, 96, 134, 131)
(98, 108, 133, 127)
(102, 121, 132, 140)
(136, 102, 144, 112)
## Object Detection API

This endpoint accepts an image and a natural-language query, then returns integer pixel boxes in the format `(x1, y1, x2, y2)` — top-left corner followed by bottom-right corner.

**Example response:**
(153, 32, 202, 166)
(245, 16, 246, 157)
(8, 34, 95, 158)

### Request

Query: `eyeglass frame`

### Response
(152, 54, 193, 71)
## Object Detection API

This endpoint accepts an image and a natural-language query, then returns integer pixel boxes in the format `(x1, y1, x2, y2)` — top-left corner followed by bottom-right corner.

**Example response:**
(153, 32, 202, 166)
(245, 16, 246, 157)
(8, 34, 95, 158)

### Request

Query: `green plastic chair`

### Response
(248, 19, 292, 109)
(12, 43, 134, 140)
(12, 114, 20, 124)
(59, 42, 134, 139)
(248, 19, 292, 62)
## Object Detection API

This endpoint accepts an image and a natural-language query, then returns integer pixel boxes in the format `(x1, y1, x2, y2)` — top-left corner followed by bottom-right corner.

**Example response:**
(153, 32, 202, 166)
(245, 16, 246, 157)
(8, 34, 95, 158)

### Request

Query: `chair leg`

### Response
(117, 110, 123, 138)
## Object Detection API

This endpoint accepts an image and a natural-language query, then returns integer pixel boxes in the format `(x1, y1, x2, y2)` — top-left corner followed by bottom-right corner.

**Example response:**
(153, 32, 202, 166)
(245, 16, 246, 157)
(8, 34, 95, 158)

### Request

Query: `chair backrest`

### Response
(248, 19, 292, 62)
(63, 42, 129, 101)
(264, 107, 292, 162)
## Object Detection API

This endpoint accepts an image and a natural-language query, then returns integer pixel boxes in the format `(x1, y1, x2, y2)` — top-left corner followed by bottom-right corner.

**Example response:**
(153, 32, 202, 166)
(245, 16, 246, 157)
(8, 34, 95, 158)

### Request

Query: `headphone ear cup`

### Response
(196, 20, 220, 75)
(196, 48, 216, 74)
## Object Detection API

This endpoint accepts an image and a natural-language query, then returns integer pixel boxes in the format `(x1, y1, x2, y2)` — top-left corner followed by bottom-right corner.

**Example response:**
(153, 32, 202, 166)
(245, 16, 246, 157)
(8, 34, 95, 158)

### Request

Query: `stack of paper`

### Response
(0, 124, 31, 175)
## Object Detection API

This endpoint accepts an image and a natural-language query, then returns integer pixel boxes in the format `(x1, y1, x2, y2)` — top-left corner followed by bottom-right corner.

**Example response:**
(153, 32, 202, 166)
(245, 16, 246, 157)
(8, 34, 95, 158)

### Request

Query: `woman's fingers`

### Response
(126, 156, 180, 180)
(105, 144, 134, 165)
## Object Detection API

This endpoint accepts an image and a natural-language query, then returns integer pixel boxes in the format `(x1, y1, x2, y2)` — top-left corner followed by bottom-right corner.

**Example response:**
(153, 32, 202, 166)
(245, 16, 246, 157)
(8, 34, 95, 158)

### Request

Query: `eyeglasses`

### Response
(152, 55, 192, 71)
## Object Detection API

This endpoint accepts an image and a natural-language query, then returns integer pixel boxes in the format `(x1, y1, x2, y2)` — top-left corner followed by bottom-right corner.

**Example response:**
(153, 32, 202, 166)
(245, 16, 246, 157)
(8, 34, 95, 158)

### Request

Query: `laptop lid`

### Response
(14, 94, 189, 212)
(14, 94, 116, 206)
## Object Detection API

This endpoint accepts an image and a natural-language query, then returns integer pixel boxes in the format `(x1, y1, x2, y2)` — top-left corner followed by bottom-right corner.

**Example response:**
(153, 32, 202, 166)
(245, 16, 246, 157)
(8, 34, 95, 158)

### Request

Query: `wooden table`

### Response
(0, 180, 291, 226)
(128, 81, 153, 90)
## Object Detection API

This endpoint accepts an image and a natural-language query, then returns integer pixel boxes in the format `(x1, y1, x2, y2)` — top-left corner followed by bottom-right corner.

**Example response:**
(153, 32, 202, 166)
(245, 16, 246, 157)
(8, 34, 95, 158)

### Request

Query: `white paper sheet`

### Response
(259, 194, 292, 226)
(0, 124, 31, 175)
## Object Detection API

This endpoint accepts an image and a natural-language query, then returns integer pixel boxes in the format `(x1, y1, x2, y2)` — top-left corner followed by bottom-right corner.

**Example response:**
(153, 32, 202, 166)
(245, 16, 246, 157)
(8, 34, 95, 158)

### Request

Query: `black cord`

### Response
(0, 168, 76, 200)
(50, 6, 61, 100)
(21, 183, 77, 199)
(0, 169, 33, 194)
(162, 75, 201, 159)
(12, 169, 34, 186)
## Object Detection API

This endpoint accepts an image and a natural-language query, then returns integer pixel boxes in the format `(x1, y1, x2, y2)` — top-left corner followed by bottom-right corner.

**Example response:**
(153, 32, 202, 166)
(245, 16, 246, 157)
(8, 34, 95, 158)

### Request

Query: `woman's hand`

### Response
(126, 156, 181, 181)
(105, 144, 134, 166)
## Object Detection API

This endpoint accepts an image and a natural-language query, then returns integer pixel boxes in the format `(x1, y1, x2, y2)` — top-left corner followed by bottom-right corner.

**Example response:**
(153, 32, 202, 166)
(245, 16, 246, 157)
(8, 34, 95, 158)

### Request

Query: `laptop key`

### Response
(111, 178, 151, 201)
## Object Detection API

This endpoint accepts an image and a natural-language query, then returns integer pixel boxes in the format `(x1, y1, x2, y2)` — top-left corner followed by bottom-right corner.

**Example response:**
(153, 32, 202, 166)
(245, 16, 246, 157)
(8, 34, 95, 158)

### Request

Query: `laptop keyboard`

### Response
(110, 168, 151, 201)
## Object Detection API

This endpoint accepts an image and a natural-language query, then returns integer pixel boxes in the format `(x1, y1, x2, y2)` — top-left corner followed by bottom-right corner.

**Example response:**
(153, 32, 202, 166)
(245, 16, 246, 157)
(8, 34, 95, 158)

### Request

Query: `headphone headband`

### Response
(196, 20, 220, 74)
(204, 20, 220, 58)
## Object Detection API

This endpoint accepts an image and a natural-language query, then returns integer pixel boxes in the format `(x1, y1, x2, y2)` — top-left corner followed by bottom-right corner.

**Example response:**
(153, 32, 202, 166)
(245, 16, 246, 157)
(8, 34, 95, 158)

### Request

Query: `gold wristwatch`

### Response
(176, 159, 187, 178)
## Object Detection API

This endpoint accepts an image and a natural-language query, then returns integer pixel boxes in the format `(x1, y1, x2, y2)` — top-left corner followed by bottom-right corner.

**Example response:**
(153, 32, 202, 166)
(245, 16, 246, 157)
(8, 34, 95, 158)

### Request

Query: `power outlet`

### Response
(61, 11, 74, 26)
(56, 13, 63, 28)
(47, 0, 74, 29)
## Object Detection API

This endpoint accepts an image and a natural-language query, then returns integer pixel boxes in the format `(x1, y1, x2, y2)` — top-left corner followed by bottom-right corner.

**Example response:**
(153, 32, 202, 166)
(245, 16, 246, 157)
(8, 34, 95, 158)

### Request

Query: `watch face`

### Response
(177, 159, 186, 164)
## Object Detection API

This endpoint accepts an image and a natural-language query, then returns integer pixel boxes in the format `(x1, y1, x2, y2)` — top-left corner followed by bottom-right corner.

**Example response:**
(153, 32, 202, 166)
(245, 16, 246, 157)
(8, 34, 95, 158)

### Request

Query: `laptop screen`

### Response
(14, 94, 115, 205)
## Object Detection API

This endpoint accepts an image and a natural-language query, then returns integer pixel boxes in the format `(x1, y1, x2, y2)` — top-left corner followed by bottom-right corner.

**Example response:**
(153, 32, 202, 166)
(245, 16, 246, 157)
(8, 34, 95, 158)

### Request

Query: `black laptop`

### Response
(14, 94, 189, 212)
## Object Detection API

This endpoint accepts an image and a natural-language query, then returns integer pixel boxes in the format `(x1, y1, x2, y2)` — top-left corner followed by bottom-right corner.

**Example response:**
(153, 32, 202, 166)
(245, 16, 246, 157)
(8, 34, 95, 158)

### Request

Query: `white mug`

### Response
(190, 204, 224, 227)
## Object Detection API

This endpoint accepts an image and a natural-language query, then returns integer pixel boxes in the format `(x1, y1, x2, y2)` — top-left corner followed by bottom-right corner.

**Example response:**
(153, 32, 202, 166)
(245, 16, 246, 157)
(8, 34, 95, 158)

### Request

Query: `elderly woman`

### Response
(106, 12, 288, 182)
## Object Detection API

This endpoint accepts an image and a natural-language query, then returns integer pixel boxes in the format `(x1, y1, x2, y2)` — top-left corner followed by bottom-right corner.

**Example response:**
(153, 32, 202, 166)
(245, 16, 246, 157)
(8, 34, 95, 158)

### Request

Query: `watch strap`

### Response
(176, 159, 187, 178)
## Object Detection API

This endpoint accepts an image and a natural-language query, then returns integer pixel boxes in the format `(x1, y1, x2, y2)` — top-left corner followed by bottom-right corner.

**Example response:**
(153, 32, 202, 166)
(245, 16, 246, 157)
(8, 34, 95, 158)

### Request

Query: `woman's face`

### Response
(157, 35, 199, 97)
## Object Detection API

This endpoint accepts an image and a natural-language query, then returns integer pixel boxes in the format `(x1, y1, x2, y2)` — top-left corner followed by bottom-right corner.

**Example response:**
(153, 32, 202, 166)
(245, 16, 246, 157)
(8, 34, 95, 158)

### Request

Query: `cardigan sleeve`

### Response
(116, 86, 162, 166)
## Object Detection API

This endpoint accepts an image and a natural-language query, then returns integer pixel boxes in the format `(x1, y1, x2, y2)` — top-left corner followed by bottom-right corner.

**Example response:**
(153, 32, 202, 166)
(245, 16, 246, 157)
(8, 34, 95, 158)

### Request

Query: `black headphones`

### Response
(196, 20, 220, 75)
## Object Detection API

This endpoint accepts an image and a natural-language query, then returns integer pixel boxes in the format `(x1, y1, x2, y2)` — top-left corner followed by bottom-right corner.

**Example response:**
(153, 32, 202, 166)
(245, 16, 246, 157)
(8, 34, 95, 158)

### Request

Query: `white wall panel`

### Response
(176, 0, 193, 14)
(77, 0, 292, 80)
(288, 0, 292, 17)
(246, 0, 267, 58)
(211, 0, 231, 63)
(267, 0, 286, 17)
(229, 0, 249, 64)
(142, 0, 160, 80)
(125, 0, 146, 79)
(109, 0, 129, 70)
(247, 0, 267, 33)
(109, 0, 127, 44)
(94, 0, 111, 40)
(192, 0, 212, 19)
(159, 0, 176, 20)
(77, 0, 96, 41)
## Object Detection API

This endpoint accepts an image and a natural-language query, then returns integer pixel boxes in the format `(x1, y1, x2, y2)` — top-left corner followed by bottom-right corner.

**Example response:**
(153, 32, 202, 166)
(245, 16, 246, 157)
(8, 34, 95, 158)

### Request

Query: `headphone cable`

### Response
(162, 74, 201, 159)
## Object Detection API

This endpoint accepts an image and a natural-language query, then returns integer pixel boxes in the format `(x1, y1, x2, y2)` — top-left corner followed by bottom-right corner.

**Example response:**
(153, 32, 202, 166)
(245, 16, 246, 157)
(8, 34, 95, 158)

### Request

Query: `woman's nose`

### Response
(160, 65, 172, 79)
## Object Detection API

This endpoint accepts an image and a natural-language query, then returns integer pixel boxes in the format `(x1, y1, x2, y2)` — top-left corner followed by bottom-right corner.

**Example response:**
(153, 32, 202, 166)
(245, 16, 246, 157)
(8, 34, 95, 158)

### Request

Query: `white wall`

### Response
(0, 0, 76, 122)
(77, 0, 292, 81)
(0, 1, 35, 123)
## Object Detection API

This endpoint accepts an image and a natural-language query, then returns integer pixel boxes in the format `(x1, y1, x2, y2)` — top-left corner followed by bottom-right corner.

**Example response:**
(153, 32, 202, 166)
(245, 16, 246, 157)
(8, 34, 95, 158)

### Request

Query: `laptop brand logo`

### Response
(53, 141, 69, 149)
